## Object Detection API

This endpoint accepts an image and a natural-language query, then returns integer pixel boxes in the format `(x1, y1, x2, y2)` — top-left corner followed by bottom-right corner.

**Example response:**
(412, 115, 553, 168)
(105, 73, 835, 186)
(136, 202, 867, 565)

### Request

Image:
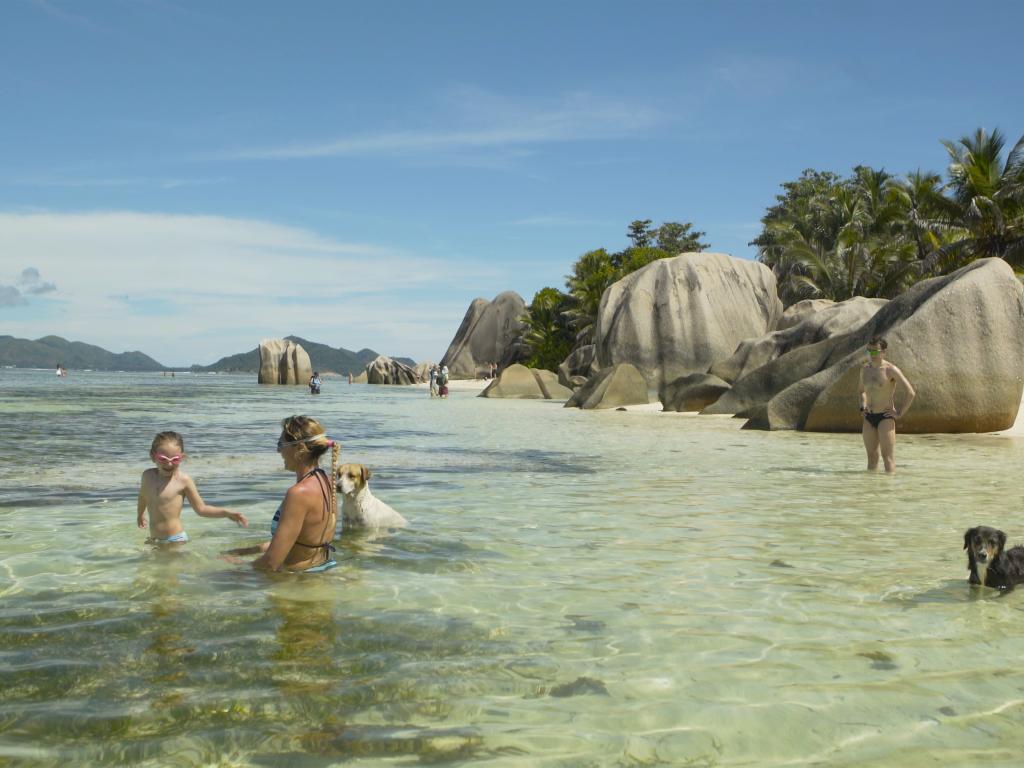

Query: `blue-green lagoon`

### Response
(2, 369, 1024, 766)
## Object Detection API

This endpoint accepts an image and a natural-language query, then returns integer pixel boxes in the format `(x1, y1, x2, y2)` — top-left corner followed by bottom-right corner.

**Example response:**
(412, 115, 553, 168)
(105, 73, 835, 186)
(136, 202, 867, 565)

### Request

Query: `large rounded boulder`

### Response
(557, 344, 597, 389)
(366, 355, 417, 385)
(660, 373, 732, 412)
(594, 253, 782, 391)
(709, 296, 887, 384)
(258, 338, 312, 385)
(565, 364, 650, 410)
(718, 258, 1024, 433)
(479, 363, 573, 400)
(440, 291, 529, 379)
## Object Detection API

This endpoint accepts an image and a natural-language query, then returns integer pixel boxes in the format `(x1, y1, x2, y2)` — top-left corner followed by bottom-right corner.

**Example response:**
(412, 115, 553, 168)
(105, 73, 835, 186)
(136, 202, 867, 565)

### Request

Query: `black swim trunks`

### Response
(864, 411, 894, 429)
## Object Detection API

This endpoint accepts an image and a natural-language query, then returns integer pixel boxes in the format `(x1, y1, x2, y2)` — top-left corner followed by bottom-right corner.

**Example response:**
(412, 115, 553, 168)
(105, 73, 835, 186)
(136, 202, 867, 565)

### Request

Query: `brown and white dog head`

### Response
(336, 463, 372, 497)
(964, 526, 1007, 586)
(334, 462, 407, 529)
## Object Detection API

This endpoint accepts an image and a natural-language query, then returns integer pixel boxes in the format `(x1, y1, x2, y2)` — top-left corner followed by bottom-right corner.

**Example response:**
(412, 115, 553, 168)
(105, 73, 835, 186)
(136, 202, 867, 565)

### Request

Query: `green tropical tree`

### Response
(627, 220, 655, 248)
(565, 248, 618, 343)
(521, 287, 574, 372)
(757, 167, 919, 302)
(923, 128, 1024, 273)
(892, 169, 949, 262)
(655, 221, 709, 254)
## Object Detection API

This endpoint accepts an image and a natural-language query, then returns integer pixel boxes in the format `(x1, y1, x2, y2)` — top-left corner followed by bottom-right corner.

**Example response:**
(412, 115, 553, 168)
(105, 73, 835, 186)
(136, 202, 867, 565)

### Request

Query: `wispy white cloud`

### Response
(30, 0, 107, 32)
(225, 88, 665, 160)
(6, 175, 229, 189)
(0, 210, 506, 365)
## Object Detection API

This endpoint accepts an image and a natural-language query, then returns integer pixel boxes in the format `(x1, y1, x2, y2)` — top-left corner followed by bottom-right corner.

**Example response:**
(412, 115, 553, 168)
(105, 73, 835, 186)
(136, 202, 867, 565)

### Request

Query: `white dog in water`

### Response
(335, 463, 408, 529)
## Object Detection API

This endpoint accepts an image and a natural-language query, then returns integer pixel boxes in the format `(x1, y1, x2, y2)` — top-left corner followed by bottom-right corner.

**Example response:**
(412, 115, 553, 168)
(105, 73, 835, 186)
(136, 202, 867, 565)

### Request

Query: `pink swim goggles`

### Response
(154, 453, 183, 465)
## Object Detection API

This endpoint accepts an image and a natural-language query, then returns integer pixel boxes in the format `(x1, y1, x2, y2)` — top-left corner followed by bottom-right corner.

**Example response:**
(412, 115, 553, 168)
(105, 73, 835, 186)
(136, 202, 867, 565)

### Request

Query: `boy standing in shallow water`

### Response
(858, 336, 916, 473)
(138, 431, 248, 543)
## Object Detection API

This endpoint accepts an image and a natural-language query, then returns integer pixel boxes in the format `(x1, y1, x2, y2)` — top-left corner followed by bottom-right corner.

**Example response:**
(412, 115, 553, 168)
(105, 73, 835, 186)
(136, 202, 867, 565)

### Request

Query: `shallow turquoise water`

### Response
(2, 369, 1024, 766)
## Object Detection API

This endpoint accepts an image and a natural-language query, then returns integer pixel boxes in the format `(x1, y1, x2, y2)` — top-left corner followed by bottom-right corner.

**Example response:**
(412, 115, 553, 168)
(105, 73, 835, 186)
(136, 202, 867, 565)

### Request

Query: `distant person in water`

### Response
(347, 372, 353, 385)
(309, 371, 322, 395)
(244, 416, 339, 572)
(429, 364, 439, 397)
(137, 431, 248, 544)
(859, 336, 915, 473)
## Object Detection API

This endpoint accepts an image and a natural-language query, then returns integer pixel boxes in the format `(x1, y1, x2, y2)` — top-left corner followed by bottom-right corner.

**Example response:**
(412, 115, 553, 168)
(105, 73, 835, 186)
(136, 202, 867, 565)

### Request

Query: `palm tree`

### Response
(767, 170, 918, 302)
(923, 128, 1024, 273)
(565, 248, 618, 344)
(892, 169, 950, 262)
(521, 288, 574, 372)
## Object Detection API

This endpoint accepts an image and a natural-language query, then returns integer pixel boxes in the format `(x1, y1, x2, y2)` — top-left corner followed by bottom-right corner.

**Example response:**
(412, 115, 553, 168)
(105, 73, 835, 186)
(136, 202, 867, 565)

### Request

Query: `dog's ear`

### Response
(997, 529, 1007, 553)
(964, 528, 976, 550)
(362, 466, 372, 483)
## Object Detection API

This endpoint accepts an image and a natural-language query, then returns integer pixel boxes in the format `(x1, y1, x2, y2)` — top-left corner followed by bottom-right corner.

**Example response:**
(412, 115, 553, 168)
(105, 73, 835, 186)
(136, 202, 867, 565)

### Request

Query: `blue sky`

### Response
(1, 0, 1022, 367)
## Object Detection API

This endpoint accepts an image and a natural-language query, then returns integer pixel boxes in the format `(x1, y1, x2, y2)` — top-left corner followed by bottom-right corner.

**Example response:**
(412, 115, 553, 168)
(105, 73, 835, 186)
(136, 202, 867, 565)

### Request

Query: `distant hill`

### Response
(0, 335, 166, 371)
(192, 336, 415, 374)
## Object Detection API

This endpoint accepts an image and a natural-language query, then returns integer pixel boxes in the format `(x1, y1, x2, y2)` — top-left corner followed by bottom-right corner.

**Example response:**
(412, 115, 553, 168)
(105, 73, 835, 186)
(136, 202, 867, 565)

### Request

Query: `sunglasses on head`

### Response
(154, 453, 183, 465)
(277, 433, 331, 450)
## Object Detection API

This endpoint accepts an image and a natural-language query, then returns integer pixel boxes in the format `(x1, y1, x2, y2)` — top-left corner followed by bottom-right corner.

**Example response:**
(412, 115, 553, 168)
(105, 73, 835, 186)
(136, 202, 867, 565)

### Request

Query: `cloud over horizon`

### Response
(0, 210, 504, 366)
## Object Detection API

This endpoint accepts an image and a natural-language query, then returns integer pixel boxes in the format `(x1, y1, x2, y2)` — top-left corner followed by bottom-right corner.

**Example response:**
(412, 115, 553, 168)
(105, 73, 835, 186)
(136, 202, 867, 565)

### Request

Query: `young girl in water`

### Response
(137, 431, 248, 543)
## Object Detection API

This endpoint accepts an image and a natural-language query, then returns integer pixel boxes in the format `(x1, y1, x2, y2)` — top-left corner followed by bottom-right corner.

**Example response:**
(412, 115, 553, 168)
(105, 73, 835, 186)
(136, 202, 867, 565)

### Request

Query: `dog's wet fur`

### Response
(963, 526, 1024, 590)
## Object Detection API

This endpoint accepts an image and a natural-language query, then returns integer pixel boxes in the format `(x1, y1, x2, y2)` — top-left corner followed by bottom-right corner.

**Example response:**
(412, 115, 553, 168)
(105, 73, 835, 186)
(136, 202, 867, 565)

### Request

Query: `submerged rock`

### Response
(549, 676, 610, 697)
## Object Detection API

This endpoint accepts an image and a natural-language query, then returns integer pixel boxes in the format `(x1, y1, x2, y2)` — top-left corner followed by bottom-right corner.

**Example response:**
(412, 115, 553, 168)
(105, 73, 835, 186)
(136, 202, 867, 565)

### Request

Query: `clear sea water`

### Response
(2, 369, 1024, 767)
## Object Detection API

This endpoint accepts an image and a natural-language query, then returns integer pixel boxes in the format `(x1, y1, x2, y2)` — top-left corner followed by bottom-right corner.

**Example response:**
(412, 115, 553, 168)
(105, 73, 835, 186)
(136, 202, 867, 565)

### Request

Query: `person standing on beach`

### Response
(859, 336, 915, 473)
(437, 365, 449, 398)
(429, 365, 439, 397)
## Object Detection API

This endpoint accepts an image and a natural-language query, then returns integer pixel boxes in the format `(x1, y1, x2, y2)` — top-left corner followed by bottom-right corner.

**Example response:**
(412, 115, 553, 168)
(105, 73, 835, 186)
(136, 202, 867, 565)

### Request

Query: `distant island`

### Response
(0, 334, 415, 374)
(0, 335, 166, 371)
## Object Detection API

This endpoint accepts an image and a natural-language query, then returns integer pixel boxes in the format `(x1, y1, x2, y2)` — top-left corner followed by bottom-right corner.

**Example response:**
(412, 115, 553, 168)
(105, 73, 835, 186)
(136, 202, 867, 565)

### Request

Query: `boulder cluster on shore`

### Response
(258, 251, 1024, 434)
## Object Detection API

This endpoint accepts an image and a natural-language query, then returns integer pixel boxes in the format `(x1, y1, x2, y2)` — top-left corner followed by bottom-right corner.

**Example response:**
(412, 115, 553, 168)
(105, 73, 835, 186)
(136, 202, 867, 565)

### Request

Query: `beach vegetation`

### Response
(754, 127, 1024, 305)
(521, 287, 575, 372)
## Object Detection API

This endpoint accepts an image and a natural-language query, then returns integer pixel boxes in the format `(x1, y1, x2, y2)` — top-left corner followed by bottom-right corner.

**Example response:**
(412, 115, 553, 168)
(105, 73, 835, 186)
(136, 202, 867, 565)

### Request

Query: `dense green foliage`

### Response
(521, 288, 575, 372)
(753, 128, 1024, 305)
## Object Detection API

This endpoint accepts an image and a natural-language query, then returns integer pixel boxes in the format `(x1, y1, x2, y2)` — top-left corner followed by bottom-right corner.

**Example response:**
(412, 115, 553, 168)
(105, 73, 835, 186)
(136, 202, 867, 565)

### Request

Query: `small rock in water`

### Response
(770, 559, 794, 568)
(549, 676, 609, 697)
(0, 530, 12, 539)
(938, 706, 956, 716)
(565, 615, 606, 633)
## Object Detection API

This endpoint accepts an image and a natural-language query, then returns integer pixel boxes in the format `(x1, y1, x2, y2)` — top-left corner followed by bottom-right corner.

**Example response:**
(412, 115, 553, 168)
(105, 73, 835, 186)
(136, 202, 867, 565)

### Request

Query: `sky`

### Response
(1, 0, 1022, 367)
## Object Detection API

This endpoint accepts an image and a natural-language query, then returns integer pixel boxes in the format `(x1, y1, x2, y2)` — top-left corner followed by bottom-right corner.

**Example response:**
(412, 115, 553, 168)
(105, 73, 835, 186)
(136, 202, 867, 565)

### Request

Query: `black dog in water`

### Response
(963, 526, 1024, 589)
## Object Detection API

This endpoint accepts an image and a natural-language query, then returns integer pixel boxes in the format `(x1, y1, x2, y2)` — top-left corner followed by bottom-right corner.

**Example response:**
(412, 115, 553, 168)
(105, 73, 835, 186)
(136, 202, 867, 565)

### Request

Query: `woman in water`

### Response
(250, 415, 340, 572)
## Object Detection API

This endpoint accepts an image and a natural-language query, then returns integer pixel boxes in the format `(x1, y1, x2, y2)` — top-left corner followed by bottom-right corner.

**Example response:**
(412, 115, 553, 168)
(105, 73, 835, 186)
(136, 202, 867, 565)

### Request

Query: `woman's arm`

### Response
(253, 487, 308, 571)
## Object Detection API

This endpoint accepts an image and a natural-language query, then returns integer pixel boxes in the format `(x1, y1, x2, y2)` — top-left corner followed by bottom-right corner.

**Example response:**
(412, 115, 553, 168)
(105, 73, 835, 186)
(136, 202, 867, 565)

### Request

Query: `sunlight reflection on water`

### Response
(2, 369, 1024, 766)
